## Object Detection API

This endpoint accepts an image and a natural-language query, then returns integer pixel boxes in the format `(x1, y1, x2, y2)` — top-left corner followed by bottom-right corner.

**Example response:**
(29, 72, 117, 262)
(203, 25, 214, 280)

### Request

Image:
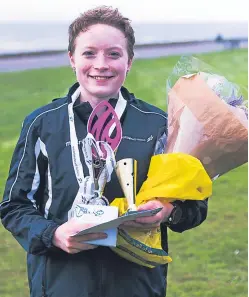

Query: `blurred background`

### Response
(0, 0, 248, 71)
(0, 1, 248, 297)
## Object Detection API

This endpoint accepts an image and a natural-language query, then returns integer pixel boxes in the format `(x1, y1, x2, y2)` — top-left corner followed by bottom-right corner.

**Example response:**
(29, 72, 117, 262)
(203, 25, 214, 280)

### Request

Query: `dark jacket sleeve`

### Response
(160, 199, 208, 253)
(0, 116, 59, 255)
(167, 199, 208, 233)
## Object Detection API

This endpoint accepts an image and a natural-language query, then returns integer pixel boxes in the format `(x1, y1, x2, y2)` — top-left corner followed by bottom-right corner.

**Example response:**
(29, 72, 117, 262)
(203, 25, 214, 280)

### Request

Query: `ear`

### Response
(68, 51, 75, 68)
(127, 58, 133, 72)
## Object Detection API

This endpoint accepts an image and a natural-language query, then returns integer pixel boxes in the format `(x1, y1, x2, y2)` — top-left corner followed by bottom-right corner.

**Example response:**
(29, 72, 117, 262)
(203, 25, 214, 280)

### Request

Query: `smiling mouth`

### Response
(89, 75, 114, 80)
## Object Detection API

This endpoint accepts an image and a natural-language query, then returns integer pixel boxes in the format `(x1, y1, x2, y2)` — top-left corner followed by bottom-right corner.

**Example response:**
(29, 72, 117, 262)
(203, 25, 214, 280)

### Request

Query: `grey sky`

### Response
(1, 0, 248, 22)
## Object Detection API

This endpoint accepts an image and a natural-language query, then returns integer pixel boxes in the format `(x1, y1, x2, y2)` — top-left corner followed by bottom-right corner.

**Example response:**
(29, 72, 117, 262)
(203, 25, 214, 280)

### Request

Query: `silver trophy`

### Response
(116, 158, 137, 212)
(87, 151, 109, 206)
(85, 100, 123, 206)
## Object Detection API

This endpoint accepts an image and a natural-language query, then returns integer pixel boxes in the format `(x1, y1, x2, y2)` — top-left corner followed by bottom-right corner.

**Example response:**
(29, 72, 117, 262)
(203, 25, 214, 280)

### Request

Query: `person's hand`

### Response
(52, 218, 108, 254)
(119, 200, 174, 231)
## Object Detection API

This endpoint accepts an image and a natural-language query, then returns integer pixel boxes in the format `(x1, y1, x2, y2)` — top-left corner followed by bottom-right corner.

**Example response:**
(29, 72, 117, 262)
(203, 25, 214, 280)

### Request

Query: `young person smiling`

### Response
(68, 23, 132, 107)
(0, 6, 208, 297)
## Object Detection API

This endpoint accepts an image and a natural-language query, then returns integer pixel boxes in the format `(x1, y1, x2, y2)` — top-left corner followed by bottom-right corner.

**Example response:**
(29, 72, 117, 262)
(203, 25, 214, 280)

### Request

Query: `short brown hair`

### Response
(68, 6, 135, 61)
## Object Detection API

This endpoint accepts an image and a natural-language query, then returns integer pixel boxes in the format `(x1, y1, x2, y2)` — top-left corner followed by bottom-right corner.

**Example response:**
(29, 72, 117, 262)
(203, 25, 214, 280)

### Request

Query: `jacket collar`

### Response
(68, 82, 134, 124)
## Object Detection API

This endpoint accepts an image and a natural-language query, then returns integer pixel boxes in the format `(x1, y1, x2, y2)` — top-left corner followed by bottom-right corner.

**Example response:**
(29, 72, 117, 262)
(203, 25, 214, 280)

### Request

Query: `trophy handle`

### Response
(116, 158, 137, 211)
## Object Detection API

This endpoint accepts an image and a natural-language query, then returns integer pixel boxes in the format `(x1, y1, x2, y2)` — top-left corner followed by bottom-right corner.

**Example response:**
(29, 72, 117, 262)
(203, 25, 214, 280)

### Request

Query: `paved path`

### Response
(0, 42, 238, 73)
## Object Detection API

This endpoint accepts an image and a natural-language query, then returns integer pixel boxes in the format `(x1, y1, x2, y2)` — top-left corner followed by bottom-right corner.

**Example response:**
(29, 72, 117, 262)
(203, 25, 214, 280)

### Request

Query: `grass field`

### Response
(0, 49, 248, 297)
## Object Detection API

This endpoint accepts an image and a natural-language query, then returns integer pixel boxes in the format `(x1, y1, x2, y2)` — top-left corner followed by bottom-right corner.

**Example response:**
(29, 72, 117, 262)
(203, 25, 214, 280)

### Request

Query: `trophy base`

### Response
(87, 196, 109, 206)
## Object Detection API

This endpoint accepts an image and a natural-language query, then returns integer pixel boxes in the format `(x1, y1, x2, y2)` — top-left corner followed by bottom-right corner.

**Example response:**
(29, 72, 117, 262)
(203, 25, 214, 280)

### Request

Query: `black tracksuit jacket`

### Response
(0, 83, 208, 297)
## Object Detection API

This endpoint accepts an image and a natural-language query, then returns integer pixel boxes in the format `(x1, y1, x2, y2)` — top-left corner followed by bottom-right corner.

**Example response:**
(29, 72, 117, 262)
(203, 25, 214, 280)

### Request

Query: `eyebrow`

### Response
(83, 46, 123, 51)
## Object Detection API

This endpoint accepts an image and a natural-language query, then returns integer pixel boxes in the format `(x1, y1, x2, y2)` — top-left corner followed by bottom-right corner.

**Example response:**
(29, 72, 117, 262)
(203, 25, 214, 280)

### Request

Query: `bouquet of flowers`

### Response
(165, 56, 248, 179)
(111, 56, 248, 267)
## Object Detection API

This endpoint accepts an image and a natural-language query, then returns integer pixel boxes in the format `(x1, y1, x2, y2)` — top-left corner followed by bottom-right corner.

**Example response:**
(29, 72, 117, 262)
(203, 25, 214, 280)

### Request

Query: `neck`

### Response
(79, 87, 119, 108)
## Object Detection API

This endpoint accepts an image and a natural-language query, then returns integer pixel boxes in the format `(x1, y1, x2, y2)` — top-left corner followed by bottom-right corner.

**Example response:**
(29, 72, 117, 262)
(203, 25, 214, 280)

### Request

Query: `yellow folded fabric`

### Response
(110, 153, 212, 268)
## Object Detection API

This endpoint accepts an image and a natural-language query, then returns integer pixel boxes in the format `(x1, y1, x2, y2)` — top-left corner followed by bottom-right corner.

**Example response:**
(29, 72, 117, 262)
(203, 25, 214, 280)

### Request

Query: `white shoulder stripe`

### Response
(26, 138, 41, 209)
(0, 102, 67, 207)
(39, 138, 53, 219)
(130, 104, 167, 120)
(39, 137, 48, 158)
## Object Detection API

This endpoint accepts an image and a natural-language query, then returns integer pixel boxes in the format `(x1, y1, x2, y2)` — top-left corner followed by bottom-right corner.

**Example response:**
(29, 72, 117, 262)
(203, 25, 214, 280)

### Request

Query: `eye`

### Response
(109, 52, 121, 58)
(83, 51, 95, 57)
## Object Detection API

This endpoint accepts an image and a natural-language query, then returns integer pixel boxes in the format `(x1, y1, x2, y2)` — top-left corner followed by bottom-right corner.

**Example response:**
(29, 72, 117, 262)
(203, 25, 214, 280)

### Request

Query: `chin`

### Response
(89, 87, 118, 99)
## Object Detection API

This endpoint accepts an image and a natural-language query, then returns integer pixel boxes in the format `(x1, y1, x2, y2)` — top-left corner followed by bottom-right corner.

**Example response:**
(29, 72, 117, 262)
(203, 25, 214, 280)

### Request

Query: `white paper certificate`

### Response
(70, 207, 162, 237)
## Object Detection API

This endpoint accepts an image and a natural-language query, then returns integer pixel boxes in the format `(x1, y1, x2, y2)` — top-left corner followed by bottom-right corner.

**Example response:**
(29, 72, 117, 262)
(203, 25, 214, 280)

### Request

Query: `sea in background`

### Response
(0, 22, 247, 55)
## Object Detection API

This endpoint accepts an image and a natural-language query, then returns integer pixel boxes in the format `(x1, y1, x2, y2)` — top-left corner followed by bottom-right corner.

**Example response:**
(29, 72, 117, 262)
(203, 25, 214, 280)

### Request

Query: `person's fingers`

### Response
(135, 213, 160, 223)
(73, 232, 108, 243)
(81, 243, 99, 251)
(65, 243, 98, 254)
(120, 221, 160, 230)
(121, 221, 141, 227)
(71, 242, 98, 251)
(61, 232, 107, 253)
(119, 224, 159, 232)
(66, 248, 82, 254)
(137, 200, 162, 211)
(67, 219, 98, 233)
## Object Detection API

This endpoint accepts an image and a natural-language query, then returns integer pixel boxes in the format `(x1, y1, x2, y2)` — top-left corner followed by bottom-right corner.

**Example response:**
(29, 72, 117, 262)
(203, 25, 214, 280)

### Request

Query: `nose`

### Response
(93, 54, 109, 71)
